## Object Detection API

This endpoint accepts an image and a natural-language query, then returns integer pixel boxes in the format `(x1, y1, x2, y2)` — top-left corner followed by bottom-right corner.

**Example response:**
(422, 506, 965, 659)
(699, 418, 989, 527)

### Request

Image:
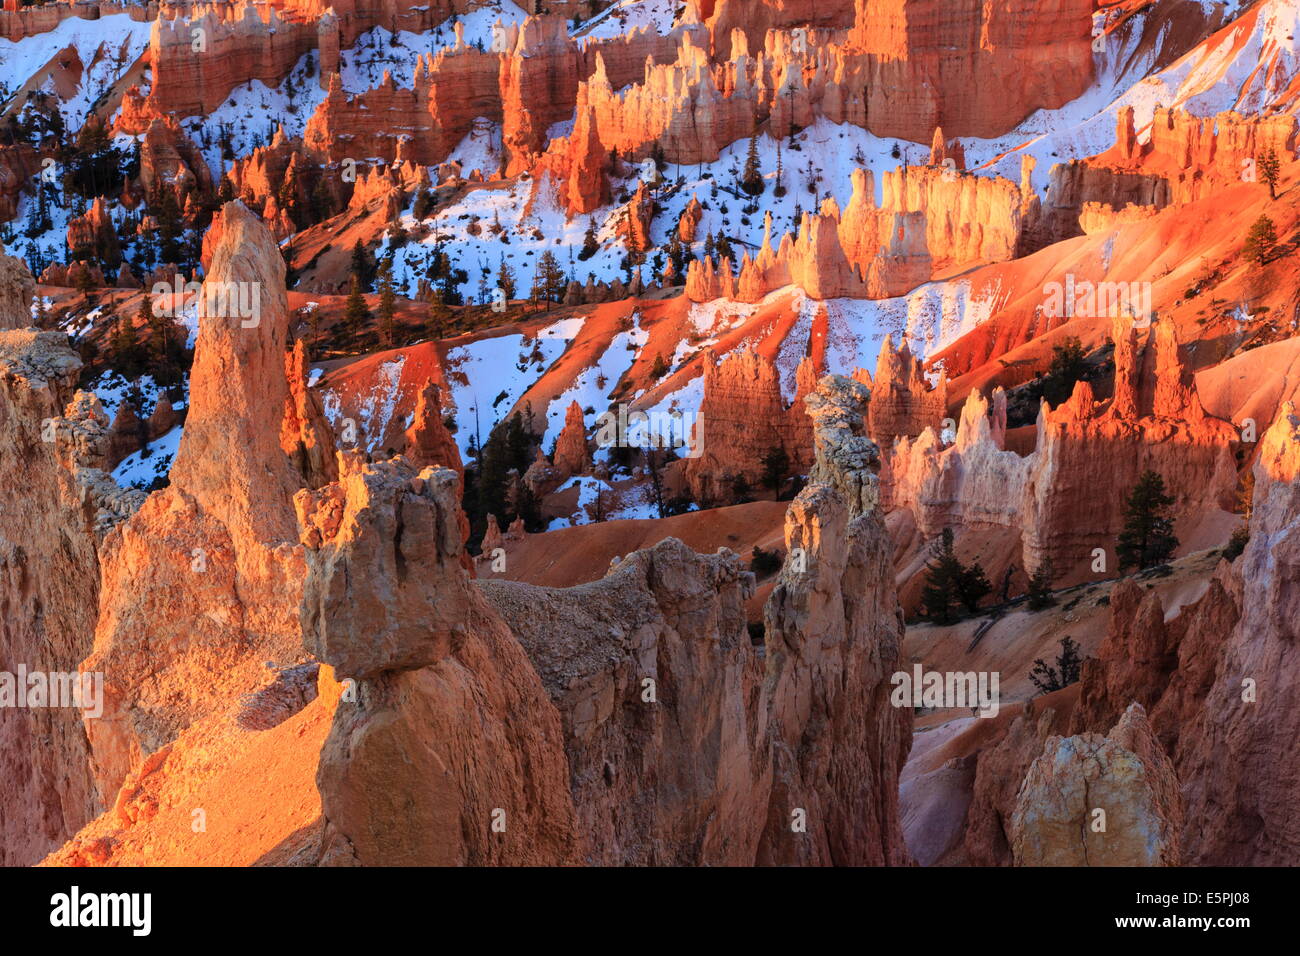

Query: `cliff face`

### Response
(480, 373, 911, 865)
(0, 333, 105, 865)
(1071, 403, 1300, 865)
(688, 159, 1029, 303)
(759, 374, 912, 863)
(885, 314, 1239, 576)
(841, 0, 1095, 142)
(140, 1, 466, 123)
(299, 458, 580, 865)
(82, 202, 311, 803)
(684, 348, 815, 504)
(483, 538, 769, 865)
(1038, 108, 1298, 245)
(1022, 317, 1239, 574)
(0, 238, 148, 865)
(0, 241, 35, 330)
(886, 385, 1026, 535)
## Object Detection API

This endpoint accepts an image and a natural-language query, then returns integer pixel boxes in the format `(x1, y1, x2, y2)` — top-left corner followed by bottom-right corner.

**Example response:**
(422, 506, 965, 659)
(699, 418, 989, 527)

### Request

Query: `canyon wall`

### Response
(0, 245, 145, 864)
(1038, 108, 1299, 246)
(885, 314, 1239, 576)
(688, 161, 1030, 303)
(1071, 402, 1300, 865)
(684, 347, 815, 503)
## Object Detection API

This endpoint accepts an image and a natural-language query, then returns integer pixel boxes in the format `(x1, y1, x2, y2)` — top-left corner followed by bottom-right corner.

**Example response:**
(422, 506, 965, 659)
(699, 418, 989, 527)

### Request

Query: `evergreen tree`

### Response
(920, 528, 963, 624)
(760, 444, 789, 497)
(956, 562, 992, 613)
(740, 130, 765, 197)
(142, 294, 184, 387)
(426, 287, 452, 339)
(152, 185, 184, 264)
(1116, 470, 1179, 570)
(310, 177, 334, 222)
(1258, 148, 1281, 200)
(350, 239, 375, 286)
(1028, 636, 1084, 695)
(344, 274, 371, 342)
(1026, 559, 1057, 611)
(109, 311, 145, 379)
(1041, 336, 1088, 407)
(376, 260, 397, 347)
(531, 250, 566, 305)
(496, 256, 517, 302)
(74, 265, 96, 297)
(413, 189, 434, 220)
(579, 218, 599, 261)
(1243, 214, 1277, 265)
(513, 477, 543, 532)
(505, 407, 535, 474)
(774, 138, 786, 198)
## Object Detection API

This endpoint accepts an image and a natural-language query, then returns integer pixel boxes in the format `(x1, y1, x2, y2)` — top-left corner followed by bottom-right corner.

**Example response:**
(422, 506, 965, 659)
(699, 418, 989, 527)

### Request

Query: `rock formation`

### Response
(1011, 704, 1183, 866)
(65, 199, 121, 267)
(282, 339, 339, 490)
(884, 314, 1238, 576)
(1069, 402, 1300, 864)
(688, 160, 1029, 303)
(551, 400, 590, 479)
(402, 379, 462, 478)
(81, 202, 311, 802)
(0, 242, 35, 330)
(0, 286, 143, 864)
(1038, 107, 1298, 245)
(298, 458, 581, 865)
(684, 348, 815, 503)
(758, 373, 911, 863)
(483, 538, 770, 865)
(865, 335, 945, 449)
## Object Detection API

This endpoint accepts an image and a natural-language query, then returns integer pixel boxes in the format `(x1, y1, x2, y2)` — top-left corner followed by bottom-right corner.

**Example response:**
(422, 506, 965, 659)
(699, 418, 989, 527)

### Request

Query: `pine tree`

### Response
(531, 250, 565, 305)
(75, 265, 96, 297)
(426, 287, 452, 339)
(579, 218, 599, 261)
(1026, 559, 1057, 611)
(496, 256, 517, 302)
(1041, 336, 1088, 407)
(1258, 148, 1281, 200)
(1243, 214, 1277, 265)
(1116, 470, 1179, 570)
(740, 130, 765, 197)
(109, 312, 144, 379)
(376, 260, 397, 347)
(956, 562, 992, 613)
(344, 274, 371, 341)
(773, 138, 786, 199)
(760, 444, 789, 497)
(350, 239, 373, 285)
(1028, 636, 1084, 695)
(920, 528, 963, 625)
(152, 185, 183, 264)
(142, 294, 182, 387)
(311, 177, 334, 222)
